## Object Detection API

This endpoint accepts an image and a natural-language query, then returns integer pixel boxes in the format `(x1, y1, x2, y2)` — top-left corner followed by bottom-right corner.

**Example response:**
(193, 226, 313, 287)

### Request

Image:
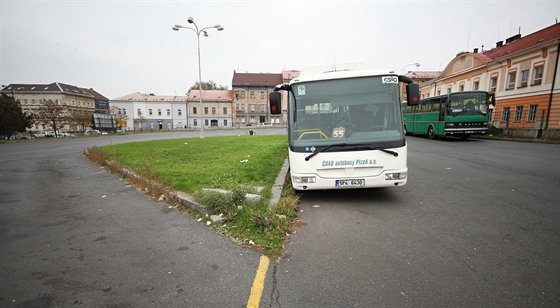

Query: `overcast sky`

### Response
(1, 0, 558, 99)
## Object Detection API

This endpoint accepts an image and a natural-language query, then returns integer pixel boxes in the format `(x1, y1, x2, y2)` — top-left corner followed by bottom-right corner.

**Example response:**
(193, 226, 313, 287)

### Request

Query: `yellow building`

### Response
(420, 23, 560, 138)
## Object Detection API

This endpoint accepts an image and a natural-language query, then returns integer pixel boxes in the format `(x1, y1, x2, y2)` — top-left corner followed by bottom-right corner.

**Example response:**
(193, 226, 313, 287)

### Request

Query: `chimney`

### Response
(473, 48, 479, 53)
(496, 41, 504, 47)
(505, 34, 521, 44)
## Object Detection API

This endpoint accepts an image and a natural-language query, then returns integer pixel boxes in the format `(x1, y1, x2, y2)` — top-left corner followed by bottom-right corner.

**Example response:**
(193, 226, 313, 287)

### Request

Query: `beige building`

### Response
(419, 23, 560, 138)
(0, 82, 97, 132)
(187, 90, 233, 128)
(231, 71, 283, 126)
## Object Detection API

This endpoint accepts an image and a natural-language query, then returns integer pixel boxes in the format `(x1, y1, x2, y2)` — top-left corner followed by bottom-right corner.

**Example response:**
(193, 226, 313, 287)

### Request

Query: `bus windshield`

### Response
(288, 76, 404, 150)
(448, 92, 488, 116)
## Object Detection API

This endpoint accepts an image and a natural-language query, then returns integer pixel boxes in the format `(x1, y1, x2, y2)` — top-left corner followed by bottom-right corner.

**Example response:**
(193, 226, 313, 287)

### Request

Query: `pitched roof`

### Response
(113, 92, 188, 101)
(82, 88, 109, 101)
(406, 71, 441, 80)
(231, 71, 283, 87)
(481, 22, 560, 61)
(187, 90, 233, 101)
(1, 82, 94, 98)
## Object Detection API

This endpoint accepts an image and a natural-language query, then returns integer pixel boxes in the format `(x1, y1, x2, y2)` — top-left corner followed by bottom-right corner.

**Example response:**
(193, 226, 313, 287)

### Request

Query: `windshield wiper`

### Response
(351, 145, 399, 157)
(305, 143, 347, 161)
(304, 143, 398, 161)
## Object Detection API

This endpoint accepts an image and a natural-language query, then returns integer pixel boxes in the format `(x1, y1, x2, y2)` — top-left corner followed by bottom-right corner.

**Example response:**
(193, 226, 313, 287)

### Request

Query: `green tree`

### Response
(36, 99, 66, 136)
(189, 80, 228, 91)
(0, 93, 34, 138)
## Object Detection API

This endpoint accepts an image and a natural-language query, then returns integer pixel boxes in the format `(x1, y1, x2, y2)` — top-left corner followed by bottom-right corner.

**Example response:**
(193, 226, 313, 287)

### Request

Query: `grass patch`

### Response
(87, 135, 300, 257)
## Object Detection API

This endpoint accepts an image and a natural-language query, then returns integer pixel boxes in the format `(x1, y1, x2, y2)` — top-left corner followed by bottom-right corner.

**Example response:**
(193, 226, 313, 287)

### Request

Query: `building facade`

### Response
(110, 92, 188, 131)
(231, 71, 283, 126)
(419, 23, 560, 137)
(0, 82, 98, 132)
(186, 90, 233, 128)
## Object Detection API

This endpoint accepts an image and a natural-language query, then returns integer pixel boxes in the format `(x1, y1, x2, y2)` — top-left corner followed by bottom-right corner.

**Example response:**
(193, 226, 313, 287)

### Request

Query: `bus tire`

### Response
(427, 126, 435, 139)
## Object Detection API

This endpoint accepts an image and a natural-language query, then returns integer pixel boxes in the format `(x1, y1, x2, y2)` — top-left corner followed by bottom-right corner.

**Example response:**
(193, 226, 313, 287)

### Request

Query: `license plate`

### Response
(335, 179, 365, 187)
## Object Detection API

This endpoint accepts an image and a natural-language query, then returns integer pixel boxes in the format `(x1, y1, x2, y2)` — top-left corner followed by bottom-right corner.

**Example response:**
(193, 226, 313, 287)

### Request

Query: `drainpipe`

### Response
(544, 43, 560, 134)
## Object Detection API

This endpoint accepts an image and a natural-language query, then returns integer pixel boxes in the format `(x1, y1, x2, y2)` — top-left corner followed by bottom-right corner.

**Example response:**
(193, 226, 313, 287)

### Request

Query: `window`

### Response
(212, 107, 216, 114)
(240, 91, 246, 99)
(459, 85, 464, 92)
(260, 104, 266, 112)
(473, 81, 479, 90)
(149, 109, 153, 116)
(178, 109, 182, 116)
(204, 107, 208, 114)
(204, 119, 209, 126)
(250, 104, 255, 112)
(501, 107, 510, 122)
(166, 109, 170, 116)
(260, 91, 265, 99)
(223, 119, 228, 126)
(490, 77, 497, 92)
(223, 107, 227, 114)
(250, 91, 255, 99)
(157, 109, 162, 116)
(193, 107, 197, 114)
(520, 70, 529, 87)
(235, 90, 239, 99)
(193, 119, 198, 126)
(447, 87, 452, 94)
(507, 72, 516, 89)
(533, 66, 543, 85)
(528, 104, 538, 122)
(137, 109, 142, 116)
(514, 106, 523, 122)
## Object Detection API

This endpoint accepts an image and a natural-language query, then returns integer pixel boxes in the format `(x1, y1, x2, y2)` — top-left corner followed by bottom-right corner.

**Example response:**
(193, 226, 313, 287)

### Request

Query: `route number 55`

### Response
(332, 127, 346, 138)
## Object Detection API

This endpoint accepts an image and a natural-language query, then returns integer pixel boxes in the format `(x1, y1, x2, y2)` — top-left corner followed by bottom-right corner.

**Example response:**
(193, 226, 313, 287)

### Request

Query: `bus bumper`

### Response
(290, 168, 408, 190)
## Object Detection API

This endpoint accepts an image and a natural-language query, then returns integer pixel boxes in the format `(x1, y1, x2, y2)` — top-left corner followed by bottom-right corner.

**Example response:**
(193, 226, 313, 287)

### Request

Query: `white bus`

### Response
(270, 69, 420, 190)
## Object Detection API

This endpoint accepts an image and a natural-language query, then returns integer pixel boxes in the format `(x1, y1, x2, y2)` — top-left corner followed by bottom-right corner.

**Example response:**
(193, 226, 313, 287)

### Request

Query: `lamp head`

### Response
(187, 17, 194, 24)
(172, 25, 180, 31)
(217, 26, 224, 31)
(203, 30, 208, 37)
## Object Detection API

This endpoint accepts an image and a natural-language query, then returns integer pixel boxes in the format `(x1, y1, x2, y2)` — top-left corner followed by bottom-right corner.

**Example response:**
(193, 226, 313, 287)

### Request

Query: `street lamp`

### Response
(173, 16, 223, 138)
(401, 62, 421, 75)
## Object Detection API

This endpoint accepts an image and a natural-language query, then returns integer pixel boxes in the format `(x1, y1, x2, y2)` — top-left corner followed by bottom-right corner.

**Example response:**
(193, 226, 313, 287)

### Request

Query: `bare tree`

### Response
(36, 99, 66, 136)
(67, 108, 93, 132)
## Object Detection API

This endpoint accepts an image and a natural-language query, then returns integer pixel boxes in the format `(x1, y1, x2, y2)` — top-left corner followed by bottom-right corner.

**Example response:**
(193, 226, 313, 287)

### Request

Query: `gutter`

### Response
(545, 43, 559, 130)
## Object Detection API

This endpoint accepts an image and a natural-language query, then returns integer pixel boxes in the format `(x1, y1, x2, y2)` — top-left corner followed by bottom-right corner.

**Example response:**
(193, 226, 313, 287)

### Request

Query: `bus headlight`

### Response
(385, 172, 406, 180)
(292, 176, 316, 184)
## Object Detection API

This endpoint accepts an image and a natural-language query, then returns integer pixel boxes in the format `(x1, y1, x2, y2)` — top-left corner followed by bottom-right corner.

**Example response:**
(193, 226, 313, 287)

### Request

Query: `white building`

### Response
(110, 92, 188, 131)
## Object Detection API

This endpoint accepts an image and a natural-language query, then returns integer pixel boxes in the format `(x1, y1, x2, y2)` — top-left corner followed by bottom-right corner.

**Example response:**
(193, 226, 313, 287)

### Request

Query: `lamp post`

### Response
(173, 17, 223, 138)
(401, 62, 420, 75)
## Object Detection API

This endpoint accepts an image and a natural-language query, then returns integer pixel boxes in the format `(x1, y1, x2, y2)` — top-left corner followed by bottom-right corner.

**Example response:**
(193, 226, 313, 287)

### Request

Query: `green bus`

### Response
(402, 91, 494, 140)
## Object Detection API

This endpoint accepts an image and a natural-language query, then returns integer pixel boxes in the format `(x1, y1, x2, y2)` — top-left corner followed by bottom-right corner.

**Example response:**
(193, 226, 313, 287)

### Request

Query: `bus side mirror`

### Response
(406, 83, 420, 106)
(269, 92, 282, 114)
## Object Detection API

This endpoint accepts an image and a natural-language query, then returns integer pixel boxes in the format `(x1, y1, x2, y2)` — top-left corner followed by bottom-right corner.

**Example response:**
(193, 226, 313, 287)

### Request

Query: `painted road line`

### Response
(247, 255, 270, 308)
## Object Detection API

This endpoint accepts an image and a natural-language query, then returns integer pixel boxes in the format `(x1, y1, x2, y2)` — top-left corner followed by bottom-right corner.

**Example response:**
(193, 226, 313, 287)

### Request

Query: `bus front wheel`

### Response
(427, 126, 435, 139)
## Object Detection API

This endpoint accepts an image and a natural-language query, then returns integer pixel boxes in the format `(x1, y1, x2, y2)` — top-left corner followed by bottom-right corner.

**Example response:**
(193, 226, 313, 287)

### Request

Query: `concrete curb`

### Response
(174, 157, 290, 214)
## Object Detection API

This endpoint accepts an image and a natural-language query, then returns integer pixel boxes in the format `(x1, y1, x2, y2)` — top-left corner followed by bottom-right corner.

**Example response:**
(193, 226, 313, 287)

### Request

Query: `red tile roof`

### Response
(231, 71, 283, 87)
(187, 90, 233, 101)
(482, 22, 560, 61)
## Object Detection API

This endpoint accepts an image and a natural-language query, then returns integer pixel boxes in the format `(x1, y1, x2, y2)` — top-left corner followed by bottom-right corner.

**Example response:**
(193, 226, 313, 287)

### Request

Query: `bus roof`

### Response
(289, 69, 397, 85)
